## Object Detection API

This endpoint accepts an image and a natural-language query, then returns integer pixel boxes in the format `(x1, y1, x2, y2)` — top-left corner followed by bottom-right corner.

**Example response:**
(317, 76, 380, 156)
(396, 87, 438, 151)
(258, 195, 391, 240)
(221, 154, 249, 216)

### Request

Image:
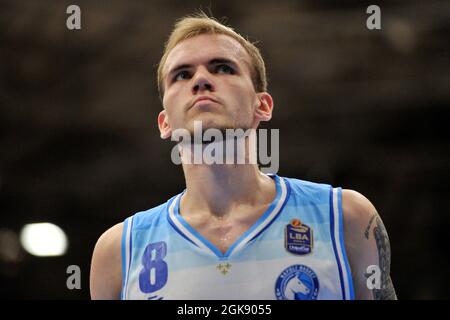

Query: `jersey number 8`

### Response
(139, 241, 168, 293)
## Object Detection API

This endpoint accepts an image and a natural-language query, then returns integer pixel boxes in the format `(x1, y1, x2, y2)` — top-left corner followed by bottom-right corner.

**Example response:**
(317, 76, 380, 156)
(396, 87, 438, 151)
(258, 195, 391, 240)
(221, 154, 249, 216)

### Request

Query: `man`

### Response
(90, 12, 397, 300)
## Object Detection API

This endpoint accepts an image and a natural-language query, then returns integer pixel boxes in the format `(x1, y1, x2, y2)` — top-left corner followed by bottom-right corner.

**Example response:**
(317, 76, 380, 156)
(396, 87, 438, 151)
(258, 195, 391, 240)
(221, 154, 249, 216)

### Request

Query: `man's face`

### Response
(159, 33, 267, 137)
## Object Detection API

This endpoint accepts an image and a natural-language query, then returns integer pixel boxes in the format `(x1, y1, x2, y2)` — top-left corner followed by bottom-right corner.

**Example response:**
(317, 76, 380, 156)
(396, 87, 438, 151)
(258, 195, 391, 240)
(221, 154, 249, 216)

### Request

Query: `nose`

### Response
(192, 67, 215, 94)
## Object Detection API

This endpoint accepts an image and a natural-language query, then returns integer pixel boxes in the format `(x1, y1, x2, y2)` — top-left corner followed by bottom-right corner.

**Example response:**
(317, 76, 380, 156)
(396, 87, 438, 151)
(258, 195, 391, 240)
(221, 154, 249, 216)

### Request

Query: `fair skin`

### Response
(90, 33, 396, 300)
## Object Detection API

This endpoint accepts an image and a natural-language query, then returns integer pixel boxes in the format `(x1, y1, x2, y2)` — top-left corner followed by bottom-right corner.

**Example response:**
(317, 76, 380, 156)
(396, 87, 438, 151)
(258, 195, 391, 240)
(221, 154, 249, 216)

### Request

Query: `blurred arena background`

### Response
(0, 0, 449, 299)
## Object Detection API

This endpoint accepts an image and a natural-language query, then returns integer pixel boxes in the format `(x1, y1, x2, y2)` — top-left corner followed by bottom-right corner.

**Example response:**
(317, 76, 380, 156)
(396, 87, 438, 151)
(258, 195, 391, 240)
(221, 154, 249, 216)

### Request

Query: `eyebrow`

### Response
(167, 58, 239, 78)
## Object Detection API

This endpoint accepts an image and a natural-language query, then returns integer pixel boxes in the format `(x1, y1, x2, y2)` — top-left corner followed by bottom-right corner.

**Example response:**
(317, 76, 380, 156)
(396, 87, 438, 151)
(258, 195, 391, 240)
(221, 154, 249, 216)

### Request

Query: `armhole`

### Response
(120, 216, 134, 300)
(330, 187, 355, 300)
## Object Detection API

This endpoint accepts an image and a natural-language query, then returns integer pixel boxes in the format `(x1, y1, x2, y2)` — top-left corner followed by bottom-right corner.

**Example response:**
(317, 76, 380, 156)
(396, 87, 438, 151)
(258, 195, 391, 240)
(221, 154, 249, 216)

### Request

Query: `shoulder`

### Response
(340, 189, 397, 300)
(341, 189, 379, 299)
(282, 176, 332, 202)
(341, 189, 377, 231)
(340, 189, 379, 260)
(90, 222, 124, 300)
(93, 222, 123, 256)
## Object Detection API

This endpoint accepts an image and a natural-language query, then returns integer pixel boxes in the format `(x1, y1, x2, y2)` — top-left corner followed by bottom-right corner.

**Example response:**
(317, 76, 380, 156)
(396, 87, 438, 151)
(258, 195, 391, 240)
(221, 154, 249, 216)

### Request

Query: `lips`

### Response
(191, 96, 218, 108)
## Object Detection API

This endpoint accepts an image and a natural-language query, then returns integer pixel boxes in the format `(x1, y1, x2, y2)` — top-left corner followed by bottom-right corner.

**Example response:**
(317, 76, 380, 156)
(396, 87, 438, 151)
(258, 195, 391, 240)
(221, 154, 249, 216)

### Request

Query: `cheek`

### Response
(162, 101, 179, 128)
(228, 80, 251, 102)
(233, 86, 257, 115)
(163, 88, 176, 108)
(163, 90, 181, 113)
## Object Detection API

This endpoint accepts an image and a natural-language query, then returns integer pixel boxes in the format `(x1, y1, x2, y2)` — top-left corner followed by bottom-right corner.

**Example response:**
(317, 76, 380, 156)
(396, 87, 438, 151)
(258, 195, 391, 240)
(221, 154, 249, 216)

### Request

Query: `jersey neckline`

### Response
(166, 174, 290, 259)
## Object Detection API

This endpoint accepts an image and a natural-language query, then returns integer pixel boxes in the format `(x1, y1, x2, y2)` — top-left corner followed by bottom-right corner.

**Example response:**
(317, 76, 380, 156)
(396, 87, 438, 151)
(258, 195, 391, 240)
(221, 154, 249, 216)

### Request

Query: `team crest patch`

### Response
(275, 264, 319, 300)
(285, 219, 313, 255)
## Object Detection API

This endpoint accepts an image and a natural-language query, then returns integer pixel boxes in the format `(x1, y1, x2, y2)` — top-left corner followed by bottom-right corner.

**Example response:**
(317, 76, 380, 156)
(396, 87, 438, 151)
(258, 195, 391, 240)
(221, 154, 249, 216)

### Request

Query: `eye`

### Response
(173, 70, 191, 81)
(215, 64, 234, 74)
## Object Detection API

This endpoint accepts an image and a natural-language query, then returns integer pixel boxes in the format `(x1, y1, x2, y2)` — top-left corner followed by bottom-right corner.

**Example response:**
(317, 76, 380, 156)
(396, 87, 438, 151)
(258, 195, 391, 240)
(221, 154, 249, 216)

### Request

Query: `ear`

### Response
(157, 109, 172, 139)
(254, 92, 274, 122)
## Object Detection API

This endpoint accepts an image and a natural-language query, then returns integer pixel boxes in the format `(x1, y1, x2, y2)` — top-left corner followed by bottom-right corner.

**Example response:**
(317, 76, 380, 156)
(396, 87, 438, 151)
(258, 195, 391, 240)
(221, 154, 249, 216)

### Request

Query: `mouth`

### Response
(190, 96, 219, 109)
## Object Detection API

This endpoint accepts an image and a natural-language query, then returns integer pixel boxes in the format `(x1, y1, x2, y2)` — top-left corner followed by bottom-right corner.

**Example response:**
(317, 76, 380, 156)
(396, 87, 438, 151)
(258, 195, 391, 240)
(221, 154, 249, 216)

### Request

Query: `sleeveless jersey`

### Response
(120, 174, 354, 300)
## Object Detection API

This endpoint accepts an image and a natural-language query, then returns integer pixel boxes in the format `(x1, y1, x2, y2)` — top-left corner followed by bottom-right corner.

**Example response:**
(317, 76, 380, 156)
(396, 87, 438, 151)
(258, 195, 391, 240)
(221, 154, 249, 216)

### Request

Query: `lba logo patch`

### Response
(285, 219, 313, 255)
(275, 264, 319, 300)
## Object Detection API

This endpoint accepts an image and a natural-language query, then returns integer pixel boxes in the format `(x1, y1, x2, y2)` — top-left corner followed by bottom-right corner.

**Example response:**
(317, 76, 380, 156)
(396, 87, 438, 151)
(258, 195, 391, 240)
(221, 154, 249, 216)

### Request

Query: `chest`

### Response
(193, 221, 254, 254)
(125, 236, 344, 300)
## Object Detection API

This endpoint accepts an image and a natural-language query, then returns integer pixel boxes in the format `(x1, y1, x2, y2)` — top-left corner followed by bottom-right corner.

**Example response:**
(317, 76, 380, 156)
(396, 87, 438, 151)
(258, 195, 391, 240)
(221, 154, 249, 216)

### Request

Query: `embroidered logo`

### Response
(285, 219, 313, 255)
(275, 264, 319, 300)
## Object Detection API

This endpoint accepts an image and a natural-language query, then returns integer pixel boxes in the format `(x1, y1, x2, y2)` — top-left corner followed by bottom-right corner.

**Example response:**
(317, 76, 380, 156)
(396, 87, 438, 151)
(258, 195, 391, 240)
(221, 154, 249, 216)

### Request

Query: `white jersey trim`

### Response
(332, 187, 354, 300)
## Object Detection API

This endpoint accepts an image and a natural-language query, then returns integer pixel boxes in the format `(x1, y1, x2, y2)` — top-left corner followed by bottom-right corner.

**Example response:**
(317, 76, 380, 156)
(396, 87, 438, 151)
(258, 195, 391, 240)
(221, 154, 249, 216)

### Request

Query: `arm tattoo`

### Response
(364, 213, 376, 239)
(372, 216, 397, 300)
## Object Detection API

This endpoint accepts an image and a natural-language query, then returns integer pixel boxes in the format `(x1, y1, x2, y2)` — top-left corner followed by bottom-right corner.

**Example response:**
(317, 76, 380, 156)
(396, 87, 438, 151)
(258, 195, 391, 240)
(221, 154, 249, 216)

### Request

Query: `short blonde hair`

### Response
(157, 11, 267, 99)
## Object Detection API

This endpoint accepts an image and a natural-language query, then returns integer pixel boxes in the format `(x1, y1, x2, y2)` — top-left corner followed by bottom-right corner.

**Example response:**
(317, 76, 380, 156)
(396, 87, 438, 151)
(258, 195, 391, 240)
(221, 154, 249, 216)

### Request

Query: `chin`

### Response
(187, 116, 233, 132)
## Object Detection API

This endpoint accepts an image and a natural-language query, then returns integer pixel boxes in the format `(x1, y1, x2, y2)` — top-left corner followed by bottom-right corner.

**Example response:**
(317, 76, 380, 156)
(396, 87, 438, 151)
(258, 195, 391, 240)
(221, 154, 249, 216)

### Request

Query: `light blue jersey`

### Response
(120, 174, 354, 300)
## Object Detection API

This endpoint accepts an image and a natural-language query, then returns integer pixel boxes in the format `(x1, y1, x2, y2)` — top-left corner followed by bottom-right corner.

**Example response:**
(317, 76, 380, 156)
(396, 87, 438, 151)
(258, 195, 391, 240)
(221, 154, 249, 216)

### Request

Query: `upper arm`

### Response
(341, 189, 397, 300)
(90, 222, 123, 300)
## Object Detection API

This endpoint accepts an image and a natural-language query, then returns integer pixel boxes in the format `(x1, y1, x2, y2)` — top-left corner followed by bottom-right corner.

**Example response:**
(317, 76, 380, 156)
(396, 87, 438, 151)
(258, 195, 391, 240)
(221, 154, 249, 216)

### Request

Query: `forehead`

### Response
(164, 33, 251, 76)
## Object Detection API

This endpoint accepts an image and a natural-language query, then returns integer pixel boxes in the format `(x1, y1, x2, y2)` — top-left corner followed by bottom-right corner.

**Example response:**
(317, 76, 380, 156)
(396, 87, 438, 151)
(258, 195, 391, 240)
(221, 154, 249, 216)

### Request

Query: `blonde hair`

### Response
(157, 11, 267, 99)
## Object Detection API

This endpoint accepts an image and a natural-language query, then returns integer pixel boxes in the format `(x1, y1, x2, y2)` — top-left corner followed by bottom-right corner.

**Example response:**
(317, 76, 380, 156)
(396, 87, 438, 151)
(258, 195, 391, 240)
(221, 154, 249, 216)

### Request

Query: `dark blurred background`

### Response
(0, 0, 449, 299)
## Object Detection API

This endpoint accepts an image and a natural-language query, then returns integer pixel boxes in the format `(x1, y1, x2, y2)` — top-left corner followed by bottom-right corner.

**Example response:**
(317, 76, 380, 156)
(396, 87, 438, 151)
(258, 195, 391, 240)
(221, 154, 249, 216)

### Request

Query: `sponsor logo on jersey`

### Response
(285, 219, 313, 255)
(275, 264, 319, 300)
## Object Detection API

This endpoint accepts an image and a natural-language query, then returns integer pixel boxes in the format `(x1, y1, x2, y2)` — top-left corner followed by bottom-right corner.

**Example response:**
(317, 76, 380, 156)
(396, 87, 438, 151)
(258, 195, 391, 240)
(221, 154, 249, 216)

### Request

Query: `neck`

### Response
(177, 134, 276, 219)
(180, 162, 275, 218)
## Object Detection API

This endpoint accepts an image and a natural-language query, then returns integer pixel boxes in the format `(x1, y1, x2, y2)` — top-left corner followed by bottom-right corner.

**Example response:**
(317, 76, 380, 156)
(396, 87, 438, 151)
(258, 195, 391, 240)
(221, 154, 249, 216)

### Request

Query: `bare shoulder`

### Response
(341, 189, 397, 300)
(90, 222, 123, 300)
(342, 189, 376, 228)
